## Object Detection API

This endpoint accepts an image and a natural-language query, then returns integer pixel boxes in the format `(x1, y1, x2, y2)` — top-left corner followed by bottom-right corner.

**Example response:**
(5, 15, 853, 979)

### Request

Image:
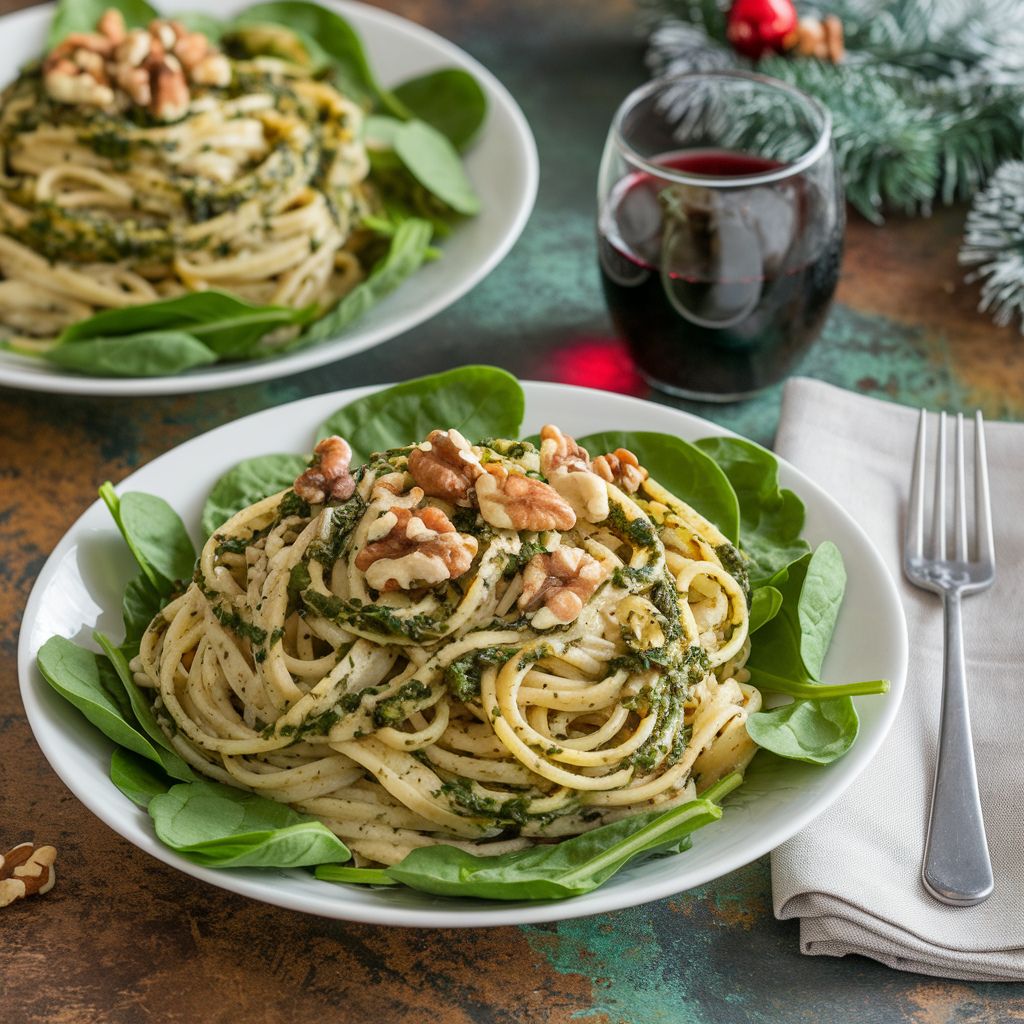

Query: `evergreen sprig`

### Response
(960, 161, 1024, 332)
(642, 0, 1024, 223)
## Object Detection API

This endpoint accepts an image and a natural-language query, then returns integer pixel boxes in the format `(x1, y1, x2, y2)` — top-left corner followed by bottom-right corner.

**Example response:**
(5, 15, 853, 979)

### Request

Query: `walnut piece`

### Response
(592, 448, 648, 494)
(407, 428, 482, 506)
(475, 465, 576, 532)
(42, 10, 232, 122)
(354, 504, 477, 592)
(294, 436, 356, 505)
(519, 547, 608, 627)
(0, 842, 57, 909)
(539, 424, 591, 476)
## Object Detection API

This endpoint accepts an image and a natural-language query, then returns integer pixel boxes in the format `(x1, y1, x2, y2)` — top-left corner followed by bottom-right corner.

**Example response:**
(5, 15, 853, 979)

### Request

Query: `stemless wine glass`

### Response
(597, 71, 843, 401)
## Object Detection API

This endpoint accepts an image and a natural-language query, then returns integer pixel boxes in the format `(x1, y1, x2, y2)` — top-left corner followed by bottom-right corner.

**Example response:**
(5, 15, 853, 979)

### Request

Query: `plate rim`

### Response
(0, 0, 539, 397)
(17, 380, 910, 927)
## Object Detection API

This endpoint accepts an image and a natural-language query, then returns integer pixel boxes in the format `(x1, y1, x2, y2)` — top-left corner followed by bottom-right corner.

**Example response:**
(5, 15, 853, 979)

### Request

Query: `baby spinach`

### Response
(201, 454, 308, 537)
(148, 781, 351, 868)
(110, 748, 171, 807)
(122, 573, 164, 649)
(695, 436, 809, 584)
(393, 120, 481, 215)
(100, 484, 196, 593)
(317, 365, 525, 464)
(37, 637, 191, 779)
(315, 865, 398, 886)
(41, 332, 218, 377)
(577, 430, 740, 544)
(746, 697, 860, 765)
(47, 0, 157, 47)
(749, 585, 782, 634)
(292, 218, 434, 350)
(393, 69, 487, 149)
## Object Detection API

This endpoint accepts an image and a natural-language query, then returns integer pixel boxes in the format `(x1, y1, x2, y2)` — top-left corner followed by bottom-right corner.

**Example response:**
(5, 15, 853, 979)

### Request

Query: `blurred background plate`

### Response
(0, 0, 538, 396)
(18, 381, 908, 927)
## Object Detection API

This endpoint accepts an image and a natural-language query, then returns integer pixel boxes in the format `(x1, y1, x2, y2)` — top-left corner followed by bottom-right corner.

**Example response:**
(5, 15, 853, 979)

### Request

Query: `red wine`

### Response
(598, 149, 843, 399)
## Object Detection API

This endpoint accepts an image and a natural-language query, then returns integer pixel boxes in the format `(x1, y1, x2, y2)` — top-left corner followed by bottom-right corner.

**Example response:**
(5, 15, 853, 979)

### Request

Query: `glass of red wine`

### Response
(597, 71, 843, 401)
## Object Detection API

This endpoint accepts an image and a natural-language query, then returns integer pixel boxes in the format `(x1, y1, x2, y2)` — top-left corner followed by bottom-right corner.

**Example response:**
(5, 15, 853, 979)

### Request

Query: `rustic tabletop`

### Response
(2, 1, 1023, 1021)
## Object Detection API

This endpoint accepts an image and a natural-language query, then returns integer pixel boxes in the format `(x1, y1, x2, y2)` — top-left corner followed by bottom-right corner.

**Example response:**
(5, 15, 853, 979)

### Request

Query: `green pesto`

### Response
(444, 646, 517, 702)
(209, 603, 267, 646)
(306, 494, 367, 568)
(301, 590, 449, 643)
(276, 489, 311, 521)
(715, 542, 752, 607)
(602, 503, 659, 551)
(372, 679, 433, 727)
(502, 539, 548, 578)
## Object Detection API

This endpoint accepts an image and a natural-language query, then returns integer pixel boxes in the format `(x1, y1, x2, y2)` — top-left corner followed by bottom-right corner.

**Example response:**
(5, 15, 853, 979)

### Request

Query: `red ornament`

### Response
(726, 0, 798, 59)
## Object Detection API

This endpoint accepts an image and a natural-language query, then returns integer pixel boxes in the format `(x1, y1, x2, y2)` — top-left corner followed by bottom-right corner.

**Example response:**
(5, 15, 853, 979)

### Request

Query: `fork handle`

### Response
(921, 590, 994, 906)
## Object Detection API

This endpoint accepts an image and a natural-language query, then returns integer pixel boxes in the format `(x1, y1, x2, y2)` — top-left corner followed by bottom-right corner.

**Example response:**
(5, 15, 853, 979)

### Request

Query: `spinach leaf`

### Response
(110, 748, 171, 807)
(47, 0, 157, 47)
(393, 120, 481, 215)
(695, 436, 809, 583)
(577, 430, 740, 544)
(292, 218, 433, 350)
(231, 1, 408, 114)
(176, 12, 225, 41)
(749, 585, 782, 634)
(94, 632, 195, 782)
(42, 332, 218, 377)
(315, 866, 398, 886)
(393, 69, 488, 149)
(201, 454, 308, 537)
(37, 637, 182, 771)
(60, 291, 314, 357)
(148, 781, 351, 868)
(100, 484, 196, 593)
(746, 697, 860, 765)
(122, 572, 163, 649)
(382, 776, 741, 900)
(317, 365, 524, 463)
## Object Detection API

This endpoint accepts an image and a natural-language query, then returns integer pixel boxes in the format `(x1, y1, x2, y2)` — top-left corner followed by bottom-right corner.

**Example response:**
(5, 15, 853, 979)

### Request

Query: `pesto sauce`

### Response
(715, 542, 752, 606)
(372, 680, 432, 727)
(443, 646, 517, 702)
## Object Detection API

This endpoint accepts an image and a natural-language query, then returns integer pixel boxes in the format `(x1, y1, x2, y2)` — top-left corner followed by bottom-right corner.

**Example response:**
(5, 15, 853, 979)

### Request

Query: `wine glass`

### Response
(597, 70, 844, 401)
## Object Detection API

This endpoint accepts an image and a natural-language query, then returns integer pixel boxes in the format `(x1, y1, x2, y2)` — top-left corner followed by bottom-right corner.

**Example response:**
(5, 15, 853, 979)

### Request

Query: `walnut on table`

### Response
(0, 843, 57, 909)
(294, 436, 356, 505)
(407, 428, 483, 506)
(354, 501, 478, 592)
(519, 547, 608, 628)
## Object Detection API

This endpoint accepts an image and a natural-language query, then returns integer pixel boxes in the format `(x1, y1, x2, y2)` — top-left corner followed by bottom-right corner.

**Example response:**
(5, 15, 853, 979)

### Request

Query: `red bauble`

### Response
(726, 0, 798, 59)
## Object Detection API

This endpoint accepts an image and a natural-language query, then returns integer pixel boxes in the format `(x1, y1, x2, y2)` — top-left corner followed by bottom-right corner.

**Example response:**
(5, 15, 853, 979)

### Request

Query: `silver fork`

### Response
(904, 410, 995, 907)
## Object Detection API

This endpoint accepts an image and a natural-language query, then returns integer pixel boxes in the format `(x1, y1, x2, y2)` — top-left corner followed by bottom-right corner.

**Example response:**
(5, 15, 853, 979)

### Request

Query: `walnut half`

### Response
(354, 503, 477, 592)
(519, 548, 608, 628)
(592, 448, 648, 494)
(407, 428, 482, 506)
(475, 464, 576, 532)
(294, 436, 355, 505)
(0, 842, 57, 909)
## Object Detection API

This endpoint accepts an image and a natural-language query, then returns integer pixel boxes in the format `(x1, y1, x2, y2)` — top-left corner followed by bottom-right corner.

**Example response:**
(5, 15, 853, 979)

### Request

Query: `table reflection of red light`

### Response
(547, 337, 646, 396)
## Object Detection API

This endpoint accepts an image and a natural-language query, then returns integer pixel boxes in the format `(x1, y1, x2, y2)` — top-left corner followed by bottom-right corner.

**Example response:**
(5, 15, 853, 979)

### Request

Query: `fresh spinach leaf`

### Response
(60, 291, 314, 357)
(292, 218, 433, 350)
(201, 454, 308, 537)
(148, 781, 351, 868)
(393, 69, 487, 149)
(314, 865, 397, 886)
(100, 485, 196, 593)
(42, 332, 218, 377)
(122, 572, 163, 648)
(317, 365, 524, 463)
(393, 119, 481, 215)
(94, 632, 195, 782)
(110, 748, 171, 807)
(382, 777, 741, 900)
(695, 436, 809, 583)
(231, 1, 408, 114)
(46, 0, 157, 47)
(749, 585, 783, 634)
(175, 11, 225, 41)
(37, 637, 180, 769)
(746, 697, 859, 765)
(577, 430, 740, 544)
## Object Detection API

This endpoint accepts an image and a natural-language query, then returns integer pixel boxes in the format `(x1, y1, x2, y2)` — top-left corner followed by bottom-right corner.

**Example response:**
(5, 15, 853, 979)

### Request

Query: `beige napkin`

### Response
(769, 378, 1024, 982)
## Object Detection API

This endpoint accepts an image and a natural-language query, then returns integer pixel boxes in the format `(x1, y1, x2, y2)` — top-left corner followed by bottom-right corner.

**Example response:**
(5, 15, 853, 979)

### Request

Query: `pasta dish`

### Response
(132, 424, 760, 865)
(0, 10, 380, 351)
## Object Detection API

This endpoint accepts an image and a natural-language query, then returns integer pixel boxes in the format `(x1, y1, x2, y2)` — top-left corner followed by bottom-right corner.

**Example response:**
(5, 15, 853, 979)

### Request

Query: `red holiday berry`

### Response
(726, 0, 798, 59)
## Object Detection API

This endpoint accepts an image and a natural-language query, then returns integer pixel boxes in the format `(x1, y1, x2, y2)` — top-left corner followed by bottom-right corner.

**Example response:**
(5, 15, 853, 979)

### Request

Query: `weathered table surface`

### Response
(2, 1, 1023, 1021)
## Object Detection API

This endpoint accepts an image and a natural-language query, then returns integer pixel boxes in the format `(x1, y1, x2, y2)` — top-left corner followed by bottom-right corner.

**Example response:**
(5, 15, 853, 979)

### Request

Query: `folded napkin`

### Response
(770, 378, 1024, 982)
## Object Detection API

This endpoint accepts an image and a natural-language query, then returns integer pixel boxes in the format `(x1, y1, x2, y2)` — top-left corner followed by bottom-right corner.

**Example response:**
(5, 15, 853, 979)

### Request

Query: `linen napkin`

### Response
(769, 377, 1024, 982)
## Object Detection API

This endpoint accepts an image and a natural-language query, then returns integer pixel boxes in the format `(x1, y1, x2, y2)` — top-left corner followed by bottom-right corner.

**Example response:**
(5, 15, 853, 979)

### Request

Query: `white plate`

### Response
(18, 382, 908, 927)
(0, 1, 538, 396)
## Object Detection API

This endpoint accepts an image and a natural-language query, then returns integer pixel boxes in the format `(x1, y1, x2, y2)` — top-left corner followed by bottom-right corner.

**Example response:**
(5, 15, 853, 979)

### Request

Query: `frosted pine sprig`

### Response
(960, 160, 1024, 332)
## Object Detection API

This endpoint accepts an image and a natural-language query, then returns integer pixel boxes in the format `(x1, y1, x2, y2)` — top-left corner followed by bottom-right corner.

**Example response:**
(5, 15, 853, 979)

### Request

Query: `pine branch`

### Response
(960, 161, 1024, 331)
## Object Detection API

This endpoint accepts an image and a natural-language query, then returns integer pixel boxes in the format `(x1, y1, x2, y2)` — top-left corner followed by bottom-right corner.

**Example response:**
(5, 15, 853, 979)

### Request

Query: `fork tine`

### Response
(906, 408, 927, 559)
(930, 411, 947, 560)
(975, 411, 995, 566)
(954, 413, 968, 561)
